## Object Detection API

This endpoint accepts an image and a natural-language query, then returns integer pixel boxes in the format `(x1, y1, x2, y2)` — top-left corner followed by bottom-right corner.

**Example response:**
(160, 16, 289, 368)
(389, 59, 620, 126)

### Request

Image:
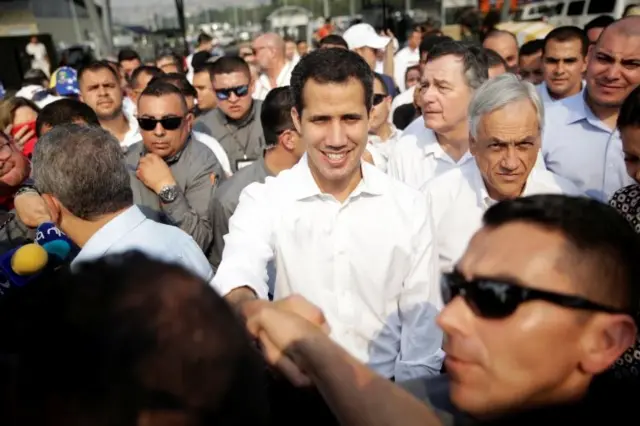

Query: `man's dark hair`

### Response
(23, 68, 49, 86)
(318, 34, 348, 49)
(129, 65, 163, 89)
(78, 60, 119, 84)
(197, 31, 213, 45)
(36, 98, 99, 137)
(283, 35, 295, 43)
(543, 26, 589, 58)
(617, 85, 640, 130)
(373, 73, 389, 96)
(261, 86, 295, 146)
(192, 50, 212, 69)
(140, 80, 188, 111)
(14, 252, 269, 425)
(584, 15, 615, 33)
(519, 39, 544, 57)
(209, 56, 251, 81)
(427, 40, 489, 90)
(483, 48, 508, 70)
(419, 34, 453, 58)
(483, 195, 640, 313)
(117, 48, 141, 63)
(149, 73, 198, 99)
(296, 39, 307, 46)
(290, 48, 374, 114)
(156, 50, 184, 73)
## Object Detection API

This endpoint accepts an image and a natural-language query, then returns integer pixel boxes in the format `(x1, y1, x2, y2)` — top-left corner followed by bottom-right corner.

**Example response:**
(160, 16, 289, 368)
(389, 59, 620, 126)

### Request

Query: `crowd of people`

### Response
(1, 12, 640, 425)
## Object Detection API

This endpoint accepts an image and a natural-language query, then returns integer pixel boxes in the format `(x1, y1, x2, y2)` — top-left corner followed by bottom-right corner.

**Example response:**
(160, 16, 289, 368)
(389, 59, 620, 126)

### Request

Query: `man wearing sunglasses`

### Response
(125, 81, 219, 251)
(367, 74, 402, 172)
(421, 74, 580, 274)
(242, 194, 640, 424)
(197, 57, 265, 174)
(252, 33, 295, 101)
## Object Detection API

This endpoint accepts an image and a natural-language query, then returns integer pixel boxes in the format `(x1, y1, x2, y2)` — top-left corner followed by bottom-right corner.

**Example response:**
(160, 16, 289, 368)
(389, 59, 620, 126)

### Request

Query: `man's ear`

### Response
(279, 129, 296, 151)
(41, 194, 61, 225)
(469, 134, 478, 156)
(580, 314, 637, 374)
(291, 107, 302, 134)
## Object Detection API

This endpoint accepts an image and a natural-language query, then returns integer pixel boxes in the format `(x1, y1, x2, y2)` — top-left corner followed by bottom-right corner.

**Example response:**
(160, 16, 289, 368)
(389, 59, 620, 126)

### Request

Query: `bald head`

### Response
(483, 30, 519, 72)
(597, 16, 640, 44)
(257, 33, 285, 54)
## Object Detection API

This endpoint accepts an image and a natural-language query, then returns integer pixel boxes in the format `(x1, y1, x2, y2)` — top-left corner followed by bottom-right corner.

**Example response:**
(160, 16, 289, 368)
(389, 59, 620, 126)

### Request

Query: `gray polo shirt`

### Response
(126, 137, 224, 251)
(196, 101, 265, 173)
(208, 156, 273, 269)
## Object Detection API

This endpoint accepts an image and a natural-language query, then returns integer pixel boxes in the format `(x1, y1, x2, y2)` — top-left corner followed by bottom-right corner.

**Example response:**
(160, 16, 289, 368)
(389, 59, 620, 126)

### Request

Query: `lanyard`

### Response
(224, 123, 251, 160)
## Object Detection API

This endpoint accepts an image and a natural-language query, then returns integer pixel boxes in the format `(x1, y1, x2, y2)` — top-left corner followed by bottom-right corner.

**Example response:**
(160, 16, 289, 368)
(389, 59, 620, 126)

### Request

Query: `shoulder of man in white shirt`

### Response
(528, 165, 584, 196)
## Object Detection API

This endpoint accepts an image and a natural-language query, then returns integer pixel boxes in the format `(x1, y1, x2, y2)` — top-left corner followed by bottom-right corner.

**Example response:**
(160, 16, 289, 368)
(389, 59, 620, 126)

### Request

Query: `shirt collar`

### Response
(369, 124, 400, 144)
(290, 154, 385, 201)
(472, 161, 539, 209)
(420, 128, 473, 163)
(258, 61, 294, 91)
(72, 205, 145, 267)
(564, 90, 612, 133)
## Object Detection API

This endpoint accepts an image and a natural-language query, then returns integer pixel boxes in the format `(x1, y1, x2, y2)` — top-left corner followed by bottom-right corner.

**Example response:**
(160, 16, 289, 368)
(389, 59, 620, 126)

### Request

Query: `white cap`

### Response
(343, 23, 390, 50)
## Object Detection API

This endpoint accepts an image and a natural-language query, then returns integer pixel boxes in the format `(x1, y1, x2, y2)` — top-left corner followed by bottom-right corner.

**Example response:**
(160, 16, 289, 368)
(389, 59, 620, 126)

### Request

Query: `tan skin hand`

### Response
(14, 192, 52, 227)
(5, 125, 35, 151)
(136, 153, 177, 194)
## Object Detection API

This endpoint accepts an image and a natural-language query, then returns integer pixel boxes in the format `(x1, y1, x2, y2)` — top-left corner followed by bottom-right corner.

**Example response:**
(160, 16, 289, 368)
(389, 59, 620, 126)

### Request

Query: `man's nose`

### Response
(325, 122, 347, 147)
(501, 146, 519, 170)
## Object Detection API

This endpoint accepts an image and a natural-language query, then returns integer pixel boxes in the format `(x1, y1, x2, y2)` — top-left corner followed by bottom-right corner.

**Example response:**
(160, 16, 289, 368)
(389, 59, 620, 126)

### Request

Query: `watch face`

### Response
(160, 185, 178, 202)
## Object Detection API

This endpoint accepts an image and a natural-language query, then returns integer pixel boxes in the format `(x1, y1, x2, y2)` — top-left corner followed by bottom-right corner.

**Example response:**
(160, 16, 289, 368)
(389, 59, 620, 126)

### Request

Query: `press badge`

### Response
(236, 159, 256, 169)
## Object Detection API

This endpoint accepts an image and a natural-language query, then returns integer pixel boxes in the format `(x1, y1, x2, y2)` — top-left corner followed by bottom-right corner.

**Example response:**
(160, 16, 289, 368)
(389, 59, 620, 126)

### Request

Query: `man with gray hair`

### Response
(388, 40, 488, 189)
(32, 124, 215, 281)
(252, 33, 295, 100)
(420, 73, 580, 272)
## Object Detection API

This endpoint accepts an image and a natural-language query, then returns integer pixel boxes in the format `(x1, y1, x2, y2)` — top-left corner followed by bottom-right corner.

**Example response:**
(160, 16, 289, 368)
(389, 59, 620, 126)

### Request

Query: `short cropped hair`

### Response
(543, 26, 589, 58)
(208, 56, 251, 81)
(427, 40, 489, 90)
(140, 80, 188, 112)
(261, 86, 295, 146)
(318, 34, 349, 49)
(419, 34, 453, 58)
(290, 47, 374, 114)
(519, 39, 544, 57)
(117, 48, 141, 63)
(148, 73, 197, 100)
(78, 60, 119, 84)
(483, 194, 640, 313)
(129, 65, 163, 89)
(36, 98, 99, 137)
(483, 48, 508, 69)
(584, 15, 615, 33)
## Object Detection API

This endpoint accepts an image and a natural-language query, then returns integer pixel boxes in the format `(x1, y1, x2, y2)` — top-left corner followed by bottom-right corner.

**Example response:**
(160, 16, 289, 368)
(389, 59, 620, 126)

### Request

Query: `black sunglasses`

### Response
(215, 85, 249, 101)
(137, 116, 184, 131)
(372, 93, 387, 106)
(441, 269, 625, 319)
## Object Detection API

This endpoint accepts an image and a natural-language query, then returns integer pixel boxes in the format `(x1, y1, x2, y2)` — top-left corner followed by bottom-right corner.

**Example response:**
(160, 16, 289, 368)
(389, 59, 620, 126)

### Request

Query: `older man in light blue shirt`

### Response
(542, 17, 640, 201)
(32, 124, 214, 283)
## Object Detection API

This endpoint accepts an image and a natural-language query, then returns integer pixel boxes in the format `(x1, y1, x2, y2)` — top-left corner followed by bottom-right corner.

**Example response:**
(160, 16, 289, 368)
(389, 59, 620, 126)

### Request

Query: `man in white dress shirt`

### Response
(31, 124, 214, 282)
(537, 26, 587, 105)
(542, 17, 640, 201)
(394, 25, 422, 93)
(388, 40, 488, 189)
(214, 48, 443, 380)
(252, 33, 295, 101)
(422, 74, 580, 273)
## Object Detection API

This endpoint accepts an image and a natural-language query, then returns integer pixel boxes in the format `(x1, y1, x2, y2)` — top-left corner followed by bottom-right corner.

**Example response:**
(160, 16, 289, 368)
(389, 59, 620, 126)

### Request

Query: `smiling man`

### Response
(420, 74, 580, 273)
(542, 16, 640, 201)
(213, 48, 444, 381)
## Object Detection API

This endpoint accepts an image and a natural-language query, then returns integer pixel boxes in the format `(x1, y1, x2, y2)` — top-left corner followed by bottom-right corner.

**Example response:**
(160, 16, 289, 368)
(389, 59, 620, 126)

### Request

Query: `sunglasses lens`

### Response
(160, 117, 182, 130)
(468, 281, 519, 319)
(138, 118, 157, 131)
(215, 89, 230, 100)
(373, 94, 386, 106)
(235, 85, 249, 97)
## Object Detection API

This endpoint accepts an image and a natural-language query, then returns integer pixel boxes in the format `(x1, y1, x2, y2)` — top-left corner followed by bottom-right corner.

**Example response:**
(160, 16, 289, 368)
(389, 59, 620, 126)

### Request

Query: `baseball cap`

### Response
(343, 23, 390, 50)
(49, 66, 80, 97)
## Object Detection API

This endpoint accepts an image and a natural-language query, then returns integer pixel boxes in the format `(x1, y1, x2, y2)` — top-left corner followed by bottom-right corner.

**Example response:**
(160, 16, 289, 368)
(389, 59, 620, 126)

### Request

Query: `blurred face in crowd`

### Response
(292, 77, 369, 196)
(192, 70, 217, 111)
(405, 67, 421, 90)
(120, 58, 141, 79)
(137, 93, 192, 158)
(470, 98, 540, 200)
(483, 33, 518, 72)
(354, 46, 377, 71)
(586, 26, 605, 46)
(239, 46, 256, 65)
(253, 36, 274, 71)
(80, 68, 123, 121)
(421, 55, 474, 135)
(0, 133, 29, 192)
(211, 70, 253, 120)
(130, 71, 155, 105)
(621, 125, 640, 183)
(519, 52, 544, 85)
(586, 23, 640, 109)
(369, 78, 391, 134)
(156, 56, 181, 74)
(297, 41, 309, 56)
(408, 30, 422, 50)
(543, 38, 587, 99)
(285, 40, 297, 61)
(438, 221, 633, 417)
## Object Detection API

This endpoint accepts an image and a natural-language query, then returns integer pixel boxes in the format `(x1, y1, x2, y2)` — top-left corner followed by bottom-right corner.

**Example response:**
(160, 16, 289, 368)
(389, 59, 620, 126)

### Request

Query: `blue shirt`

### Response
(542, 92, 633, 201)
(72, 206, 214, 284)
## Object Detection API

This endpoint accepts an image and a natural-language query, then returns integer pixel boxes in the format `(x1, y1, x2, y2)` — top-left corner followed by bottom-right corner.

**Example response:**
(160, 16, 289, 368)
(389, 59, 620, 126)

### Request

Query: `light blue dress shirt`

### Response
(542, 92, 633, 201)
(72, 206, 215, 284)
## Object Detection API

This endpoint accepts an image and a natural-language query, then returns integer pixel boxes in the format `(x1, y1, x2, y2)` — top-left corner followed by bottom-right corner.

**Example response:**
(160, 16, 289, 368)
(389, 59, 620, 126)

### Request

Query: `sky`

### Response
(108, 0, 267, 23)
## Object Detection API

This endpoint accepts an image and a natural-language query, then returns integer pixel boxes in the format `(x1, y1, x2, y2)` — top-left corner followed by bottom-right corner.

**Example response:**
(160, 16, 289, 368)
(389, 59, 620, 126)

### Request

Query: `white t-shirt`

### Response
(26, 42, 49, 75)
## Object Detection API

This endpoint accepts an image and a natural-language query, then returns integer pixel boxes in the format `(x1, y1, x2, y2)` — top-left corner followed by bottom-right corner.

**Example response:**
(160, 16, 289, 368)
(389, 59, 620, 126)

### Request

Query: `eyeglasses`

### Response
(372, 94, 387, 106)
(215, 85, 249, 101)
(137, 116, 184, 131)
(441, 269, 626, 319)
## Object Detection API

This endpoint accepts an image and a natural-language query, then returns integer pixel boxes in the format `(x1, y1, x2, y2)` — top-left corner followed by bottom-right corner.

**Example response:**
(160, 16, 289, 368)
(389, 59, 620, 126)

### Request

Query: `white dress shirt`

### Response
(193, 131, 233, 177)
(213, 155, 444, 380)
(394, 46, 420, 93)
(388, 127, 474, 189)
(72, 206, 215, 284)
(542, 91, 633, 201)
(402, 115, 426, 137)
(421, 160, 582, 273)
(119, 112, 142, 150)
(253, 61, 295, 101)
(368, 125, 403, 173)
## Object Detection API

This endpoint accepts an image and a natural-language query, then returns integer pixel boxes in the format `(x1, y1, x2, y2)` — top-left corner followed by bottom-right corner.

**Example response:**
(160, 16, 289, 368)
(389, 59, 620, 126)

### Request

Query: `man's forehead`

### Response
(597, 29, 640, 56)
(213, 72, 248, 84)
(424, 55, 465, 80)
(138, 94, 183, 113)
(82, 69, 117, 84)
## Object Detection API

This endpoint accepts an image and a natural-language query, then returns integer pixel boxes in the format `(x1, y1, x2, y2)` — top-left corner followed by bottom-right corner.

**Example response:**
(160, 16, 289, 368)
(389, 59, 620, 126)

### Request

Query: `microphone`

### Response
(35, 222, 74, 262)
(0, 244, 49, 298)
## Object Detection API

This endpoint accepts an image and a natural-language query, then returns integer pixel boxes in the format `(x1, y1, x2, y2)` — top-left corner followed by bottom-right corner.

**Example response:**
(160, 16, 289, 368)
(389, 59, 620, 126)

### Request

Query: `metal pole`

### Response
(500, 0, 511, 22)
(322, 0, 330, 17)
(233, 7, 239, 38)
(349, 0, 356, 16)
(405, 0, 411, 12)
(82, 0, 111, 56)
(68, 0, 82, 44)
(102, 0, 113, 50)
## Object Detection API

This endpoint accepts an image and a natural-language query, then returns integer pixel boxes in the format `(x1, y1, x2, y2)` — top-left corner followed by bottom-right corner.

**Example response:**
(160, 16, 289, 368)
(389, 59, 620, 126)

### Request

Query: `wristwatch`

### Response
(158, 184, 179, 203)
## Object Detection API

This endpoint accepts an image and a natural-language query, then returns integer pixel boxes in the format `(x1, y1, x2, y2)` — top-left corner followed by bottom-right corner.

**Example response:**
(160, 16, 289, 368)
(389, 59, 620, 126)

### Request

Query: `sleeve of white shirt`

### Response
(211, 182, 273, 300)
(394, 193, 444, 381)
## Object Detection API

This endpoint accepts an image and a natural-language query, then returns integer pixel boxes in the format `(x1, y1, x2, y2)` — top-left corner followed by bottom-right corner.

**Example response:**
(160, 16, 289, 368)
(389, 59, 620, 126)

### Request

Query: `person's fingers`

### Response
(13, 125, 29, 139)
(20, 129, 35, 145)
(259, 331, 312, 387)
(4, 125, 13, 136)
